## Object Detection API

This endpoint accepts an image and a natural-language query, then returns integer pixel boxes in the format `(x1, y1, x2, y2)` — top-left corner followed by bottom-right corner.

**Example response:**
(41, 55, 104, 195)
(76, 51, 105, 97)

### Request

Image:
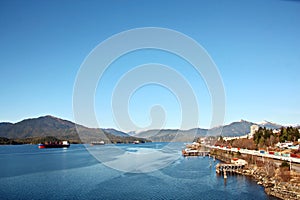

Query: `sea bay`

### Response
(0, 143, 277, 200)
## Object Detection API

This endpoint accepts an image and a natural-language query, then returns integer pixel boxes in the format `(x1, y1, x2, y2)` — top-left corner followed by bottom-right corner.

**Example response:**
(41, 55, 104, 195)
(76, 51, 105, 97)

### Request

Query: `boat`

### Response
(91, 141, 105, 145)
(133, 140, 140, 144)
(38, 141, 70, 149)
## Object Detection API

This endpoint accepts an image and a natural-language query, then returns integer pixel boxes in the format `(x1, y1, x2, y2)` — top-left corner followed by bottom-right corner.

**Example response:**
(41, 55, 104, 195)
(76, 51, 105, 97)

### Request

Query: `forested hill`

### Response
(0, 115, 149, 144)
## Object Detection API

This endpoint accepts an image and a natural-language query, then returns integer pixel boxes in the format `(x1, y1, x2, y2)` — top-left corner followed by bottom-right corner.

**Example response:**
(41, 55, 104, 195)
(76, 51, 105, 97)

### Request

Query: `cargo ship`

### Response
(38, 141, 70, 149)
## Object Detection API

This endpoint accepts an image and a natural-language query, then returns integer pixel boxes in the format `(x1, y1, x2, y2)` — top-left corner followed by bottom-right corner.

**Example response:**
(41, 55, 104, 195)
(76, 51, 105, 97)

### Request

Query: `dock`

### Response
(182, 142, 211, 157)
(216, 163, 245, 174)
(182, 149, 210, 157)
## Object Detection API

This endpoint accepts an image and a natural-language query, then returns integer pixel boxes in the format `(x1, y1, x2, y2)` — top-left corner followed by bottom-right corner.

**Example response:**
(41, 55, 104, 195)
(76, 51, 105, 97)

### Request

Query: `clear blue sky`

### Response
(1, 0, 300, 131)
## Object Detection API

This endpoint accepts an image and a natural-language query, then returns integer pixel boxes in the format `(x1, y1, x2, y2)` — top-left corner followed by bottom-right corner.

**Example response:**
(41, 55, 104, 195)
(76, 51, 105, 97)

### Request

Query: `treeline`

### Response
(0, 137, 22, 145)
(99, 133, 151, 144)
(0, 135, 151, 145)
(254, 127, 300, 148)
(0, 136, 80, 145)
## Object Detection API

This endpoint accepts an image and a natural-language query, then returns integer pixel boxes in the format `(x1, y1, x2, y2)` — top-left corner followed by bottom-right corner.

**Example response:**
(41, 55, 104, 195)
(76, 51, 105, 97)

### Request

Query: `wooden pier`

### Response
(216, 163, 245, 174)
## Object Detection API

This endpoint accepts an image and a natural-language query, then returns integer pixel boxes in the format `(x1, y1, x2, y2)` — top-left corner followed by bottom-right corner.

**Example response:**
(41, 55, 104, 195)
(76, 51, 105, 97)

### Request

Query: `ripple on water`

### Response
(0, 144, 278, 200)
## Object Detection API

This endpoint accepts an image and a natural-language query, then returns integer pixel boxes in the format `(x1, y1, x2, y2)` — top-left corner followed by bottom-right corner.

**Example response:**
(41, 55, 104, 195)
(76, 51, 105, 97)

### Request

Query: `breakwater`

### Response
(210, 149, 300, 200)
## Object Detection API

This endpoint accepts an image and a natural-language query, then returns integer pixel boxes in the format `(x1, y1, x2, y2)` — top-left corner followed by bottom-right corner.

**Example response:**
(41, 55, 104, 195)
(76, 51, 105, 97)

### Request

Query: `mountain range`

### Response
(0, 115, 287, 143)
(133, 120, 283, 142)
(0, 115, 149, 144)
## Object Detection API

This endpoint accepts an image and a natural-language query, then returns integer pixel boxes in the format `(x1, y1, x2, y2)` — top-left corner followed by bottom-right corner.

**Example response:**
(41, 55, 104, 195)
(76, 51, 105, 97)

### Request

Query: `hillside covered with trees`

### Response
(0, 116, 150, 144)
(253, 127, 300, 148)
(215, 126, 300, 150)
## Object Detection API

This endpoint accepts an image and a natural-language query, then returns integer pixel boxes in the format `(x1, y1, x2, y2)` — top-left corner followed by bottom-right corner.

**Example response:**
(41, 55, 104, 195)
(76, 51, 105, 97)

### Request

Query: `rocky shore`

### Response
(211, 149, 300, 200)
(236, 167, 300, 200)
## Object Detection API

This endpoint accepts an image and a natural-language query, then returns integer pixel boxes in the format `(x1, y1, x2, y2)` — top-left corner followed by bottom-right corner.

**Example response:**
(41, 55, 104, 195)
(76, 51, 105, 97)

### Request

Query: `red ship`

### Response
(38, 141, 70, 149)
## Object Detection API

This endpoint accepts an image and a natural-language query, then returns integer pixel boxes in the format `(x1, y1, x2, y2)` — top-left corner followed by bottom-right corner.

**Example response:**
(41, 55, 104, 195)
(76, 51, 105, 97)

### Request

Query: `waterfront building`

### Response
(231, 158, 248, 165)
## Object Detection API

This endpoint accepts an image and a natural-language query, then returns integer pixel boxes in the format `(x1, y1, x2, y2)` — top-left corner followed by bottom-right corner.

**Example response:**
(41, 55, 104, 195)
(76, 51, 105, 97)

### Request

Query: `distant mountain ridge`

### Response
(0, 116, 289, 143)
(256, 120, 282, 129)
(133, 119, 286, 142)
(0, 115, 149, 144)
(102, 128, 129, 137)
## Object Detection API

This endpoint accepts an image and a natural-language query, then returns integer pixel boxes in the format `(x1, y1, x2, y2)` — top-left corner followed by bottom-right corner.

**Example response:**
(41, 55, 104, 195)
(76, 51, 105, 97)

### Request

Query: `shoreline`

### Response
(210, 149, 300, 200)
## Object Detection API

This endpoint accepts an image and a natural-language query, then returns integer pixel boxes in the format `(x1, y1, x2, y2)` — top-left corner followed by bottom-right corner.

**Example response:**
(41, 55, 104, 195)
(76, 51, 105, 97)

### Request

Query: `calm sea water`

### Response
(0, 143, 277, 200)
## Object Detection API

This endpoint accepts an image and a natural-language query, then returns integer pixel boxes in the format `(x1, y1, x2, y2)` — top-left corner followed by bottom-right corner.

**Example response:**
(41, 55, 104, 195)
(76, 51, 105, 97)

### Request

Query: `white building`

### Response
(248, 125, 259, 139)
(231, 158, 248, 165)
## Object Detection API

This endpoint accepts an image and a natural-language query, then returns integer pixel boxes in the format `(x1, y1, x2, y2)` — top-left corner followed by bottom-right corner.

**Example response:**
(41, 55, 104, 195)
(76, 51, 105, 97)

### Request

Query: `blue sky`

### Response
(0, 0, 300, 131)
